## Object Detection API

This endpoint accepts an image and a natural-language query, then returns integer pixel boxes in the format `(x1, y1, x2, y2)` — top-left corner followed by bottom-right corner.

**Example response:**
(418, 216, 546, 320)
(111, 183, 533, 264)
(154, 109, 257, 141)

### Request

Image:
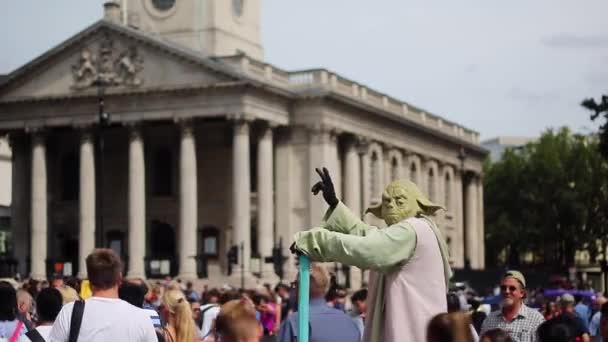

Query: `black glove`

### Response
(311, 167, 339, 209)
(290, 242, 303, 256)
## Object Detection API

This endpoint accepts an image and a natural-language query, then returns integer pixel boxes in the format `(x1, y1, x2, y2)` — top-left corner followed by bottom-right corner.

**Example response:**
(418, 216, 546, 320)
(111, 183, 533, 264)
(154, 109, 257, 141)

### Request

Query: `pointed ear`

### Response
(417, 197, 445, 216)
(365, 202, 383, 219)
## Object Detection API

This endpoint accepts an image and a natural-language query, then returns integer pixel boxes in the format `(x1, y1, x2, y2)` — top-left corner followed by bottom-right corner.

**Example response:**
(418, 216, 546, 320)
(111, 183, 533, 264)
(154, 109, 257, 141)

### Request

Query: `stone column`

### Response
(257, 123, 276, 280)
(30, 132, 47, 280)
(464, 174, 478, 269)
(477, 178, 485, 269)
(308, 126, 339, 221)
(232, 118, 251, 274)
(274, 127, 295, 280)
(343, 137, 361, 217)
(78, 130, 96, 278)
(9, 134, 30, 276)
(178, 121, 198, 279)
(127, 126, 146, 278)
(358, 141, 371, 215)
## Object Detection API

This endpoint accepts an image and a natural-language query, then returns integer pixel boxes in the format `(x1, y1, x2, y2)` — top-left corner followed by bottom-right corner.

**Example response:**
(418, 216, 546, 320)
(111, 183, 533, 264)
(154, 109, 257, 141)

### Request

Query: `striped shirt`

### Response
(480, 304, 545, 342)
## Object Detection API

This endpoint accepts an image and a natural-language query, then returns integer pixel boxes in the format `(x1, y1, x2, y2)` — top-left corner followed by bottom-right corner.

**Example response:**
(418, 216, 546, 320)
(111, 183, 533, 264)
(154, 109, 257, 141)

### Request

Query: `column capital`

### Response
(227, 113, 255, 124)
(307, 124, 340, 144)
(175, 118, 195, 137)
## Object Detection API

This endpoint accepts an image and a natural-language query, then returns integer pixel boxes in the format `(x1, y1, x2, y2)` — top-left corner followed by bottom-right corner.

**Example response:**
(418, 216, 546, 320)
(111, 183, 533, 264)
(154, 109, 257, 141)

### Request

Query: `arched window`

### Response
(371, 151, 379, 197)
(62, 152, 79, 201)
(427, 167, 435, 201)
(391, 157, 399, 181)
(444, 173, 451, 209)
(410, 162, 418, 184)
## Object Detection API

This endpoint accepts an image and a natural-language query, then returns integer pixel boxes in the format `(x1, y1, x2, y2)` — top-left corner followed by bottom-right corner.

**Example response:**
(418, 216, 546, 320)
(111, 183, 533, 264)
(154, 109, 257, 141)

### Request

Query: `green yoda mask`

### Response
(365, 179, 444, 225)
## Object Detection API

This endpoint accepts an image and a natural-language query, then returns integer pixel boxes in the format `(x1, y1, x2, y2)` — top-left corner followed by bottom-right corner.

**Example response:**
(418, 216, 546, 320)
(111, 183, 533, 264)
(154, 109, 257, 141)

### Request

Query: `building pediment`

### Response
(0, 20, 246, 101)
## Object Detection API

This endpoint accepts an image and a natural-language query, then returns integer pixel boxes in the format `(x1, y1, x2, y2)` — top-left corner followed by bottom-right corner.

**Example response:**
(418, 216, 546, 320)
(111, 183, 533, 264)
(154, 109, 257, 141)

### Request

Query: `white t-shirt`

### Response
(199, 304, 220, 338)
(48, 297, 157, 342)
(35, 325, 53, 340)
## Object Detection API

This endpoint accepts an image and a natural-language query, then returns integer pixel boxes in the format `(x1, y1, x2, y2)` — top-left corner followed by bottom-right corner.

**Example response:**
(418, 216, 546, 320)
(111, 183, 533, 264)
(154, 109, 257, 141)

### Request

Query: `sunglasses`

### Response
(500, 285, 520, 292)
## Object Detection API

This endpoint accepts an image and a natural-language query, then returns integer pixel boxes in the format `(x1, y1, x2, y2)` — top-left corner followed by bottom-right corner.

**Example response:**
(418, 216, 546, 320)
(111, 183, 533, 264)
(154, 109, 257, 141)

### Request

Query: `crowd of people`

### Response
(1, 248, 608, 341)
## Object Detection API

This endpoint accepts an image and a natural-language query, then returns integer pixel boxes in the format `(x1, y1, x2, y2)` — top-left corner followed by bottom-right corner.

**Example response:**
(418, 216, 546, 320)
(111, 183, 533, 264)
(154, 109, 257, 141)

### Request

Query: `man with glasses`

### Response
(480, 270, 545, 342)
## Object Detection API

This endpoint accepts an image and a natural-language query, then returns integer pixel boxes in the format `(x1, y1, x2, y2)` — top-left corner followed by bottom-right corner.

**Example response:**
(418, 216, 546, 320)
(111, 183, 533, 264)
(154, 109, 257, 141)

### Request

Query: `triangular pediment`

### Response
(0, 20, 245, 101)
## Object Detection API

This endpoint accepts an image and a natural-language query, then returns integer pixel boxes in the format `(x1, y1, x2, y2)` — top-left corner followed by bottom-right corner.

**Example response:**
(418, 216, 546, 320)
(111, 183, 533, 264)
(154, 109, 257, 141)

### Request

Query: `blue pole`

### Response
(298, 254, 310, 342)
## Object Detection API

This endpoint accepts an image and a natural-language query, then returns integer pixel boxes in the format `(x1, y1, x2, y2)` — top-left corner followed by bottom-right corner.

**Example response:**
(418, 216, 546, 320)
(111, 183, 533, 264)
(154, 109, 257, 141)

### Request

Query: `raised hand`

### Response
(311, 167, 339, 209)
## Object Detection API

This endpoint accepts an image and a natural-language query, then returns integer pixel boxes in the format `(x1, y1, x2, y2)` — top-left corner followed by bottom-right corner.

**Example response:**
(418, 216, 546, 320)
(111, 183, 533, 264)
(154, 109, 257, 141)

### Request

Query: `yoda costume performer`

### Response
(292, 168, 452, 342)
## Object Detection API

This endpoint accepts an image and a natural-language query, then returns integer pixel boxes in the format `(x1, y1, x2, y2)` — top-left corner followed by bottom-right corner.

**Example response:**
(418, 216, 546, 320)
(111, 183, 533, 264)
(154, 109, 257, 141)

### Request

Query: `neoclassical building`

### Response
(0, 0, 487, 285)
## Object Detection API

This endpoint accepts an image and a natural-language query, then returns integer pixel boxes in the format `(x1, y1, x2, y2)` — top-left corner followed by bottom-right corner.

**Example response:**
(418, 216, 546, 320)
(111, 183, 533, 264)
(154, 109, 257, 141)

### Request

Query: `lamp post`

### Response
(457, 147, 470, 269)
(93, 76, 111, 249)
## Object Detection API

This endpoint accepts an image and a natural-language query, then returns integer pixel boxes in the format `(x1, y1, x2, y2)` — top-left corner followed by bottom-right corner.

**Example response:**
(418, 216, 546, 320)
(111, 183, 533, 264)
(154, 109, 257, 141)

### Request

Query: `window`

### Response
(444, 173, 451, 209)
(410, 162, 418, 184)
(427, 168, 435, 201)
(391, 157, 399, 181)
(153, 148, 172, 196)
(62, 152, 79, 201)
(198, 226, 219, 258)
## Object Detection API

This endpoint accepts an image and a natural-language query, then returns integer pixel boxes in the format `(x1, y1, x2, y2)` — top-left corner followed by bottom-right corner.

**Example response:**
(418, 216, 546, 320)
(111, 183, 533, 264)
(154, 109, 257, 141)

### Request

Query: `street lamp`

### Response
(457, 147, 470, 269)
(93, 76, 111, 249)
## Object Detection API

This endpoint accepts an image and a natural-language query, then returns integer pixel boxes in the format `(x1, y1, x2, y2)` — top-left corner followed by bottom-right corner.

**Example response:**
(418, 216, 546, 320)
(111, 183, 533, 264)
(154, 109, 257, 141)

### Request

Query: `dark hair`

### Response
(427, 312, 474, 342)
(480, 328, 513, 342)
(219, 290, 241, 305)
(0, 281, 17, 321)
(574, 294, 583, 303)
(351, 289, 367, 304)
(86, 248, 123, 290)
(119, 282, 145, 308)
(36, 287, 63, 322)
(601, 301, 608, 316)
(447, 293, 461, 313)
(274, 283, 289, 293)
(537, 320, 576, 342)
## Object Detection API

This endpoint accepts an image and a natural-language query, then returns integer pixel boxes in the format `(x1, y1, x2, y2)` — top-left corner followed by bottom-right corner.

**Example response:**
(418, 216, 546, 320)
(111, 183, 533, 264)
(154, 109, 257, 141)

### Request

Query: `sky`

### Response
(1, 1, 607, 140)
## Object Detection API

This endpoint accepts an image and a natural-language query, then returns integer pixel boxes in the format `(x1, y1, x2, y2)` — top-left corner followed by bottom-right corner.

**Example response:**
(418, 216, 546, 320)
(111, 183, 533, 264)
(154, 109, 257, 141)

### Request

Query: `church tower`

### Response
(122, 0, 263, 59)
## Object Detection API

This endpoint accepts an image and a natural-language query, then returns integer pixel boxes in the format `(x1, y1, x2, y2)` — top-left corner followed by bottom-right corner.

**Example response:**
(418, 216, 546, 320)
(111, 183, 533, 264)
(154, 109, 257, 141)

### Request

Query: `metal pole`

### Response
(298, 255, 310, 342)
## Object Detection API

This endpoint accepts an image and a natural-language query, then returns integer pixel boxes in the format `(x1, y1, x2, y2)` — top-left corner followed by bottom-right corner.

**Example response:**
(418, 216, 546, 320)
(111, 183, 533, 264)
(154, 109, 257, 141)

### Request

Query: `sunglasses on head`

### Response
(500, 285, 519, 292)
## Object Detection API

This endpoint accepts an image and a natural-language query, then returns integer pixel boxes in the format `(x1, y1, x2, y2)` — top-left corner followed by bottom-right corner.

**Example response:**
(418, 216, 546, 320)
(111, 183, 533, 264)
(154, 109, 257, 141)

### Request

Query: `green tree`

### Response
(582, 95, 608, 159)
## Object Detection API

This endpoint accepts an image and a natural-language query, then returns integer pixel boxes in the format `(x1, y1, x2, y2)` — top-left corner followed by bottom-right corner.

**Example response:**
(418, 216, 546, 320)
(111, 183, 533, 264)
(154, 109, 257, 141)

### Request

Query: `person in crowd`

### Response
(545, 293, 590, 342)
(50, 274, 79, 305)
(274, 283, 291, 319)
(480, 270, 544, 341)
(16, 289, 35, 331)
(145, 283, 163, 310)
(349, 288, 368, 339)
(0, 281, 28, 341)
(447, 293, 479, 342)
(209, 299, 262, 342)
(191, 301, 202, 330)
(427, 312, 474, 342)
(27, 287, 63, 341)
(158, 288, 198, 342)
(118, 281, 162, 329)
(576, 295, 592, 331)
(589, 296, 606, 342)
(48, 248, 157, 341)
(326, 285, 347, 312)
(600, 302, 608, 342)
(480, 328, 513, 342)
(291, 170, 451, 342)
(470, 299, 487, 334)
(185, 282, 199, 303)
(537, 319, 577, 342)
(252, 293, 277, 336)
(543, 301, 559, 320)
(199, 289, 222, 339)
(277, 263, 360, 342)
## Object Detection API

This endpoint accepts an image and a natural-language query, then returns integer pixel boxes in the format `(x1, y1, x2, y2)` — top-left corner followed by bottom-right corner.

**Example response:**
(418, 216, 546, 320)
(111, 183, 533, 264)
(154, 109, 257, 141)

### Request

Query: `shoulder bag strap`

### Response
(9, 321, 24, 342)
(25, 328, 46, 342)
(68, 300, 86, 342)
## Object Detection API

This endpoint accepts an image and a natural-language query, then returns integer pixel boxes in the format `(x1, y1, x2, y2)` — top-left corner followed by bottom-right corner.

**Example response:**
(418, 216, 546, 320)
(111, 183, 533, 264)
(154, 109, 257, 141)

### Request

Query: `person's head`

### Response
(191, 301, 201, 321)
(36, 287, 63, 324)
(574, 294, 583, 304)
(594, 296, 607, 310)
(426, 312, 474, 342)
(215, 299, 262, 342)
(186, 281, 193, 290)
(500, 270, 526, 308)
(309, 263, 331, 299)
(351, 288, 368, 314)
(160, 289, 196, 342)
(560, 293, 575, 313)
(86, 248, 123, 291)
(51, 274, 64, 288)
(206, 288, 221, 304)
(480, 328, 513, 342)
(537, 319, 576, 342)
(600, 301, 608, 338)
(274, 283, 290, 299)
(0, 281, 17, 321)
(118, 281, 146, 308)
(16, 289, 33, 316)
(219, 290, 242, 305)
(446, 293, 461, 313)
(366, 179, 444, 225)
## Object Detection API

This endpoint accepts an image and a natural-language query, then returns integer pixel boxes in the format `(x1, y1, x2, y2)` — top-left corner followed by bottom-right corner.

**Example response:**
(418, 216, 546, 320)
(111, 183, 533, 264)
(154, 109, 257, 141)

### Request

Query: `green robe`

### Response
(294, 201, 452, 342)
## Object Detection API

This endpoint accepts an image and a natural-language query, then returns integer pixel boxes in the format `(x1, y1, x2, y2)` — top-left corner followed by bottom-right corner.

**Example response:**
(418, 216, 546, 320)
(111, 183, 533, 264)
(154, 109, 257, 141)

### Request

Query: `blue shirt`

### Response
(277, 298, 360, 342)
(575, 303, 591, 330)
(589, 311, 602, 341)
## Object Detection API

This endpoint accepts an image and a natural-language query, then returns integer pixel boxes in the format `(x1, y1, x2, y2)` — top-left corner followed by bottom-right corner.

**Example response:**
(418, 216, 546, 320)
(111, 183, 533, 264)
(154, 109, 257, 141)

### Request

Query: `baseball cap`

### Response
(503, 270, 526, 288)
(561, 293, 575, 304)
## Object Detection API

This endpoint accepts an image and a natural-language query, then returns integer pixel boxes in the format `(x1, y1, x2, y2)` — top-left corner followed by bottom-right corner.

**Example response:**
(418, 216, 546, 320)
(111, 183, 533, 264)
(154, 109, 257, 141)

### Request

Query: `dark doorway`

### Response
(147, 221, 177, 277)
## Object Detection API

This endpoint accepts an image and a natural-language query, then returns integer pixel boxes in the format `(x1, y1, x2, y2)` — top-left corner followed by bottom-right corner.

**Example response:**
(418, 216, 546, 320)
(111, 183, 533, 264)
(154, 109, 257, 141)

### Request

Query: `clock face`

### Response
(233, 0, 244, 17)
(152, 0, 175, 11)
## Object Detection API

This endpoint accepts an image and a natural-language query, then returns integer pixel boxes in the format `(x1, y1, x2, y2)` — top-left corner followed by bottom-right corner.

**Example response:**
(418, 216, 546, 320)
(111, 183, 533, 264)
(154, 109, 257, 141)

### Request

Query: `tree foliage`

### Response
(582, 95, 608, 159)
(484, 128, 608, 268)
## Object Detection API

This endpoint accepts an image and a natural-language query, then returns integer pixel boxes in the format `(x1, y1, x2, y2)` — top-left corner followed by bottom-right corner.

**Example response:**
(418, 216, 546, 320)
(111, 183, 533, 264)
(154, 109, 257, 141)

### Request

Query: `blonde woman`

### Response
(158, 289, 198, 342)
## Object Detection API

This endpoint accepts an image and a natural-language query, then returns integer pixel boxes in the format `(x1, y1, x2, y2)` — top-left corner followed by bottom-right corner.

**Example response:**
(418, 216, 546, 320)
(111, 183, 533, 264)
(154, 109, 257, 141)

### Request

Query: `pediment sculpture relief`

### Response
(71, 35, 144, 89)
